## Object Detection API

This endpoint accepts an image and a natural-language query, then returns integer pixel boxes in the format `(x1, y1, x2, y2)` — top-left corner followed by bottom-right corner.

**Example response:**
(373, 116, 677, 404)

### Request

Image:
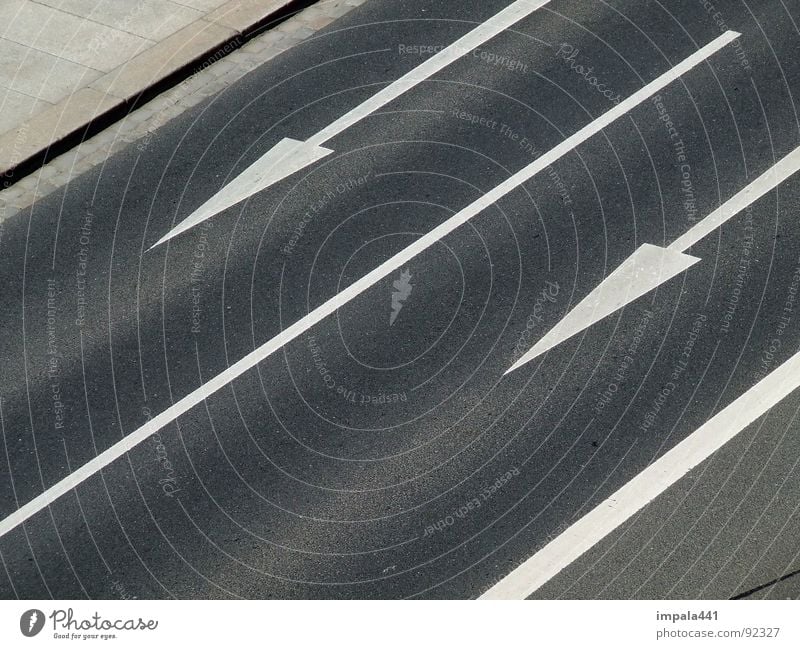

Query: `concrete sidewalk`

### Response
(0, 0, 316, 179)
(0, 0, 365, 216)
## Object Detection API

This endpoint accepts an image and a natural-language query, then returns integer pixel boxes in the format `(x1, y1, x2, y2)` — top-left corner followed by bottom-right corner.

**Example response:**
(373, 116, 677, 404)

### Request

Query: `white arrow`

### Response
(507, 144, 800, 373)
(0, 33, 738, 539)
(151, 0, 556, 248)
(507, 245, 701, 373)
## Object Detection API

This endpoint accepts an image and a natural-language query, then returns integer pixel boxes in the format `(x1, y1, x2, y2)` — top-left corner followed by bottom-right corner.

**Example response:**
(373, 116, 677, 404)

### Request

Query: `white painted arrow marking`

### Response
(0, 33, 738, 539)
(507, 143, 800, 373)
(507, 245, 700, 373)
(151, 0, 556, 248)
(483, 345, 800, 599)
(153, 138, 334, 246)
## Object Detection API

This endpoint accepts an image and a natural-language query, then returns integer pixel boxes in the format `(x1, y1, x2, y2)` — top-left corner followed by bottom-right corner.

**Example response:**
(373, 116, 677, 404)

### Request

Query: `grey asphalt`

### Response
(1, 0, 799, 599)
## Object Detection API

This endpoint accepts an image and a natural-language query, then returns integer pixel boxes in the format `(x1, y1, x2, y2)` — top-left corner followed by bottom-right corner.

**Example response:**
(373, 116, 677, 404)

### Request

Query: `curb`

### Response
(0, 0, 320, 188)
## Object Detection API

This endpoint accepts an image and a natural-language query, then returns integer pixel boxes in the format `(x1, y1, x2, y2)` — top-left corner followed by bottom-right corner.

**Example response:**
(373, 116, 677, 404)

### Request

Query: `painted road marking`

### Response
(507, 245, 700, 373)
(509, 144, 800, 372)
(668, 145, 800, 252)
(482, 346, 800, 599)
(151, 0, 556, 247)
(0, 32, 739, 539)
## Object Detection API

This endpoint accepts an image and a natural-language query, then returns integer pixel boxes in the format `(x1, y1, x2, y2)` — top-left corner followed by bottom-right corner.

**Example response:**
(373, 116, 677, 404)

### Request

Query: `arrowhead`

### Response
(506, 244, 701, 374)
(150, 137, 333, 248)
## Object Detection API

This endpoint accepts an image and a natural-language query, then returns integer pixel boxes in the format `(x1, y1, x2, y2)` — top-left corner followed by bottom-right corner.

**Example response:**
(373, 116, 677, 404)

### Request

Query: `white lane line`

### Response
(152, 0, 556, 247)
(307, 0, 555, 146)
(0, 32, 738, 539)
(508, 143, 800, 372)
(669, 145, 800, 251)
(482, 347, 800, 599)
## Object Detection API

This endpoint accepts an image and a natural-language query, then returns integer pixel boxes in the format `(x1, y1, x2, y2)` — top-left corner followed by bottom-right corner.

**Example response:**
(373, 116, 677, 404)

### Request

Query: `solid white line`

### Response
(669, 145, 800, 252)
(0, 32, 738, 539)
(482, 348, 800, 599)
(307, 0, 555, 146)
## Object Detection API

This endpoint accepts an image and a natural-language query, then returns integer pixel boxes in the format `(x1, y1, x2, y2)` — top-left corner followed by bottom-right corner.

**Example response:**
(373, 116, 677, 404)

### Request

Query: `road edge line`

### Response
(481, 348, 800, 599)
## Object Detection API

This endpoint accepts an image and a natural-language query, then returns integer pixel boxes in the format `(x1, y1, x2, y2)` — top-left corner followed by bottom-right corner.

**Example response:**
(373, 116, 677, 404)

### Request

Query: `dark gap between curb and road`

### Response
(0, 0, 324, 190)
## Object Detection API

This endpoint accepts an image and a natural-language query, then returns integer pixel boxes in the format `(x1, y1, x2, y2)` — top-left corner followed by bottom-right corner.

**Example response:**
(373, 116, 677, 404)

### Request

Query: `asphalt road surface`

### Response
(1, 0, 800, 599)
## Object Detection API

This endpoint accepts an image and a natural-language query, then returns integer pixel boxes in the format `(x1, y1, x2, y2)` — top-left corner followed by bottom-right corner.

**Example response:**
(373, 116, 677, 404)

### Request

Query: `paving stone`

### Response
(89, 20, 237, 101)
(0, 88, 120, 172)
(0, 87, 50, 136)
(0, 0, 364, 205)
(326, 3, 354, 18)
(288, 25, 315, 40)
(206, 0, 291, 33)
(34, 0, 205, 41)
(260, 44, 290, 61)
(80, 148, 113, 168)
(303, 14, 336, 31)
(0, 38, 103, 104)
(2, 0, 153, 72)
(208, 59, 240, 76)
(49, 148, 83, 173)
(177, 91, 207, 109)
(193, 78, 229, 98)
(33, 164, 60, 182)
(170, 0, 229, 12)
(240, 38, 271, 54)
(0, 193, 27, 213)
